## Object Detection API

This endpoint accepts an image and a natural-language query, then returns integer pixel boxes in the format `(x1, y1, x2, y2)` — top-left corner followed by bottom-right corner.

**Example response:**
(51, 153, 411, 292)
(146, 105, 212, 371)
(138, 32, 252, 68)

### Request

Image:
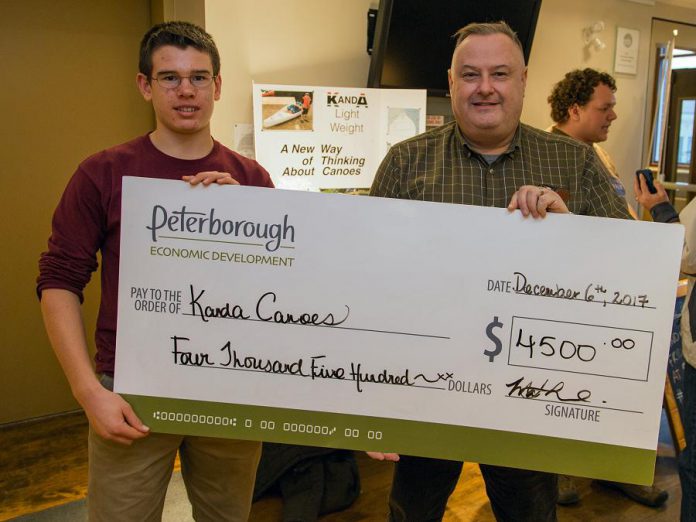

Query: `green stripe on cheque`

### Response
(125, 394, 656, 485)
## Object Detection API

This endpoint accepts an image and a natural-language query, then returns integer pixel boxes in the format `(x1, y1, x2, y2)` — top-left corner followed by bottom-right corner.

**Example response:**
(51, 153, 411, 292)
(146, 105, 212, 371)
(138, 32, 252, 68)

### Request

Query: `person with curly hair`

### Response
(548, 68, 617, 142)
(548, 68, 672, 509)
(547, 69, 642, 219)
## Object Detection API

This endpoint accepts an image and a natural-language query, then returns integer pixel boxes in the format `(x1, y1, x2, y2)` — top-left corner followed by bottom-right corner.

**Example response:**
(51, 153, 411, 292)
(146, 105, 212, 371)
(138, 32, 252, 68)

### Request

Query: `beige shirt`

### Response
(547, 126, 638, 219)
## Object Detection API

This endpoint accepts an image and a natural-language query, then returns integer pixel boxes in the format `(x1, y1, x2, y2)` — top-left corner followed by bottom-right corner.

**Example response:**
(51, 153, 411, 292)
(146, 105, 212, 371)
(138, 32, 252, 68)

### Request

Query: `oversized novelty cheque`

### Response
(115, 177, 684, 484)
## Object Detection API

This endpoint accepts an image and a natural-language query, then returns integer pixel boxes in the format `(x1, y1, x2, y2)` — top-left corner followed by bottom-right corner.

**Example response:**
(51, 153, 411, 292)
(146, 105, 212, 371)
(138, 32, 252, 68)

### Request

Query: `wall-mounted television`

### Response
(367, 0, 543, 97)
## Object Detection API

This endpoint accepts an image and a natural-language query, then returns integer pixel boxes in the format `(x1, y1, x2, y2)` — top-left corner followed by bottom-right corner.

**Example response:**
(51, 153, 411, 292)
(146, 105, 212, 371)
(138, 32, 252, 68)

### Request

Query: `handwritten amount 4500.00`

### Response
(514, 329, 636, 362)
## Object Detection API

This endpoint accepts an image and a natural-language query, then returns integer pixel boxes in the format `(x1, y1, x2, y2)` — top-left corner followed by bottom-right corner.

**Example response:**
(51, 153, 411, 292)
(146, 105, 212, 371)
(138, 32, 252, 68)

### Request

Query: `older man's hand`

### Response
(507, 185, 569, 218)
(366, 451, 400, 462)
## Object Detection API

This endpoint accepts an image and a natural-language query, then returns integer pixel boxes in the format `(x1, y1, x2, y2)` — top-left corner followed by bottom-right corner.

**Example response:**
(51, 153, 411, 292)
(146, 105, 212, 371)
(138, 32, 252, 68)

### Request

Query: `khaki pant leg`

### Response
(179, 436, 262, 522)
(88, 427, 182, 522)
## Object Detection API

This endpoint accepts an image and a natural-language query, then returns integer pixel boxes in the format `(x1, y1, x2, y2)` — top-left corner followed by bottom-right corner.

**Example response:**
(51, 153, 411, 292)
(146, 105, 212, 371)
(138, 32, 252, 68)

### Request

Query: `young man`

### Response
(369, 22, 630, 522)
(37, 22, 273, 521)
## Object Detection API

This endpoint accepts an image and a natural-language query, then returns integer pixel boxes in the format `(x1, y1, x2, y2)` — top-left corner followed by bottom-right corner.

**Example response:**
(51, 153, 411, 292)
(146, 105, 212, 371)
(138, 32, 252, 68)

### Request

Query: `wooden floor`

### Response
(0, 410, 682, 521)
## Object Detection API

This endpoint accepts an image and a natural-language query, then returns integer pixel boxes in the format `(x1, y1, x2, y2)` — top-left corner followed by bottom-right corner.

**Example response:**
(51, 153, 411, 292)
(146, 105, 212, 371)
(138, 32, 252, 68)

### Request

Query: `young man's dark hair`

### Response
(139, 21, 221, 78)
(548, 68, 617, 124)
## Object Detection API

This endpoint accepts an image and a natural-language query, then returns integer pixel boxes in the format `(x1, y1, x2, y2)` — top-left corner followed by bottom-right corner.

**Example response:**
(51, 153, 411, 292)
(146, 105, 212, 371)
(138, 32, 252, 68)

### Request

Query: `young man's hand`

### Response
(183, 171, 240, 186)
(507, 185, 569, 218)
(80, 385, 150, 445)
(40, 288, 151, 446)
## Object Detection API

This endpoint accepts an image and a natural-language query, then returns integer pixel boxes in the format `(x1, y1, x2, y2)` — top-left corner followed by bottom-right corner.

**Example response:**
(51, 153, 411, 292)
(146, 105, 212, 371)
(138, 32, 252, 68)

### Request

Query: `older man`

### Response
(368, 21, 631, 522)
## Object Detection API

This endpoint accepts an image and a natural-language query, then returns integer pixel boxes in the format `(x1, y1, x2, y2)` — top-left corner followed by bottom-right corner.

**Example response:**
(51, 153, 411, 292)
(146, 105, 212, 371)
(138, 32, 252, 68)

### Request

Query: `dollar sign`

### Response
(484, 316, 503, 362)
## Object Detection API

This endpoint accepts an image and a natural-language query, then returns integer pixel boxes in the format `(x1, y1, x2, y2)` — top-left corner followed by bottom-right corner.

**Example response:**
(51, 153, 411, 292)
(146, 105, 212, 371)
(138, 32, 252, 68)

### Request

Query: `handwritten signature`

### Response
(505, 376, 591, 403)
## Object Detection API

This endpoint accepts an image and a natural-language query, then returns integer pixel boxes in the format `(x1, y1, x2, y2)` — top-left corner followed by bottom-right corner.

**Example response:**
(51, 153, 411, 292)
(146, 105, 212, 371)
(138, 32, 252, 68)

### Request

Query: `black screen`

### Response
(368, 0, 542, 97)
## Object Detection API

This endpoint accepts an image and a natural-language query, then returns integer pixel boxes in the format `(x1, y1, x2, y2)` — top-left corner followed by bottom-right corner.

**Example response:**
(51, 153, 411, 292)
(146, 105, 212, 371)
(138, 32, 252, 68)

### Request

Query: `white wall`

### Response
(206, 0, 696, 201)
(206, 0, 374, 146)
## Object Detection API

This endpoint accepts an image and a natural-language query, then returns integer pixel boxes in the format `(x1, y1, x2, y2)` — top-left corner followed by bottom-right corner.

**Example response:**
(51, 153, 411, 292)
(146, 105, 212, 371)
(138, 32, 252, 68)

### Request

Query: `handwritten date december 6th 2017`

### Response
(486, 272, 650, 308)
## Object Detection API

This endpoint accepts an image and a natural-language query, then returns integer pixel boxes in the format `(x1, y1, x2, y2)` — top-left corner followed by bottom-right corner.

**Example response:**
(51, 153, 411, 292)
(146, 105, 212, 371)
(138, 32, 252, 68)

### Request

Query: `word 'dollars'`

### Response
(146, 205, 295, 252)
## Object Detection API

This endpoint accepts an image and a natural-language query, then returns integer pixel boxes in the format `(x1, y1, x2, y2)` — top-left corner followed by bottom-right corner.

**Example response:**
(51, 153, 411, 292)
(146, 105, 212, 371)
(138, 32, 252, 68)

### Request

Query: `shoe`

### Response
(595, 480, 669, 507)
(557, 474, 580, 505)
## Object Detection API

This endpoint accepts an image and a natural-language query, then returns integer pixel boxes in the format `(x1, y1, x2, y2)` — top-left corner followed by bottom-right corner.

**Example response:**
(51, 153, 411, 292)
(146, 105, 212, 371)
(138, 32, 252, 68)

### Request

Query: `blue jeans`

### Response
(388, 456, 557, 522)
(681, 362, 696, 521)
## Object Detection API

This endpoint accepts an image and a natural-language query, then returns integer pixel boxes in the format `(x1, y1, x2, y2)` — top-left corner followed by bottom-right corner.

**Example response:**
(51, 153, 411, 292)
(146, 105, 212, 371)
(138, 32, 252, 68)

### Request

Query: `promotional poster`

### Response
(252, 83, 427, 190)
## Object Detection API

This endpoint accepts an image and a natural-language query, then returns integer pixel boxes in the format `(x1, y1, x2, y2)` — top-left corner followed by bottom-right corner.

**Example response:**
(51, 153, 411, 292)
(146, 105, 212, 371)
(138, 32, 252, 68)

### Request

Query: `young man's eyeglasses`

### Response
(151, 73, 216, 89)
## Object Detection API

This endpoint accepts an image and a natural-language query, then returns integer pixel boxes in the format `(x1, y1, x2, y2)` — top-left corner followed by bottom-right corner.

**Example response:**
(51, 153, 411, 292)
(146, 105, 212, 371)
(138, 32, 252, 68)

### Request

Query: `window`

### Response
(677, 99, 695, 166)
(651, 48, 696, 165)
(674, 49, 696, 70)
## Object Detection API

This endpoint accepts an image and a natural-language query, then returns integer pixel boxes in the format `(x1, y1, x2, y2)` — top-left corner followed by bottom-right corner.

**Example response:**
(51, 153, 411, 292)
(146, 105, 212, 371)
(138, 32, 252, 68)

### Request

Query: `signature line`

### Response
(505, 395, 643, 414)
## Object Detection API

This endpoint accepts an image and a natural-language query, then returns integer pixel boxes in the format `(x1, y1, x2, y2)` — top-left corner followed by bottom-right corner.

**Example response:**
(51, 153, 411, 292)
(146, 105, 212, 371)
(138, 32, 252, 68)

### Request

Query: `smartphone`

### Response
(635, 169, 657, 194)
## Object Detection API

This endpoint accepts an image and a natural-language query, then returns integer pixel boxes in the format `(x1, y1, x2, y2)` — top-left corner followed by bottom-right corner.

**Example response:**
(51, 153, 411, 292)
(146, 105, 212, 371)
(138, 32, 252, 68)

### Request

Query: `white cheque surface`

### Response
(116, 177, 684, 483)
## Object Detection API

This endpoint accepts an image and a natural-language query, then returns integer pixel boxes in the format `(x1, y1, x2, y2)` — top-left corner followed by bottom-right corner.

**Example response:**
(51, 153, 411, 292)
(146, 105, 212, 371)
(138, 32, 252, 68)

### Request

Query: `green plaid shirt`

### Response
(370, 121, 631, 219)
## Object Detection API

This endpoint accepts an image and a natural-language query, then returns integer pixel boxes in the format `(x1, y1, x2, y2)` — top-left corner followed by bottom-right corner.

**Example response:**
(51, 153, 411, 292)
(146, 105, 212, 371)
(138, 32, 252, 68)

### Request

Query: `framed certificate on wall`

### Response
(615, 27, 640, 75)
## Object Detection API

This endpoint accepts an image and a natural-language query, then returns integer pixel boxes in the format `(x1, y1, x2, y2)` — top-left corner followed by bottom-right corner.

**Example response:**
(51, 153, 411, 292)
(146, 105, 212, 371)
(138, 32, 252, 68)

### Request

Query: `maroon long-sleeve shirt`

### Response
(37, 134, 274, 375)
